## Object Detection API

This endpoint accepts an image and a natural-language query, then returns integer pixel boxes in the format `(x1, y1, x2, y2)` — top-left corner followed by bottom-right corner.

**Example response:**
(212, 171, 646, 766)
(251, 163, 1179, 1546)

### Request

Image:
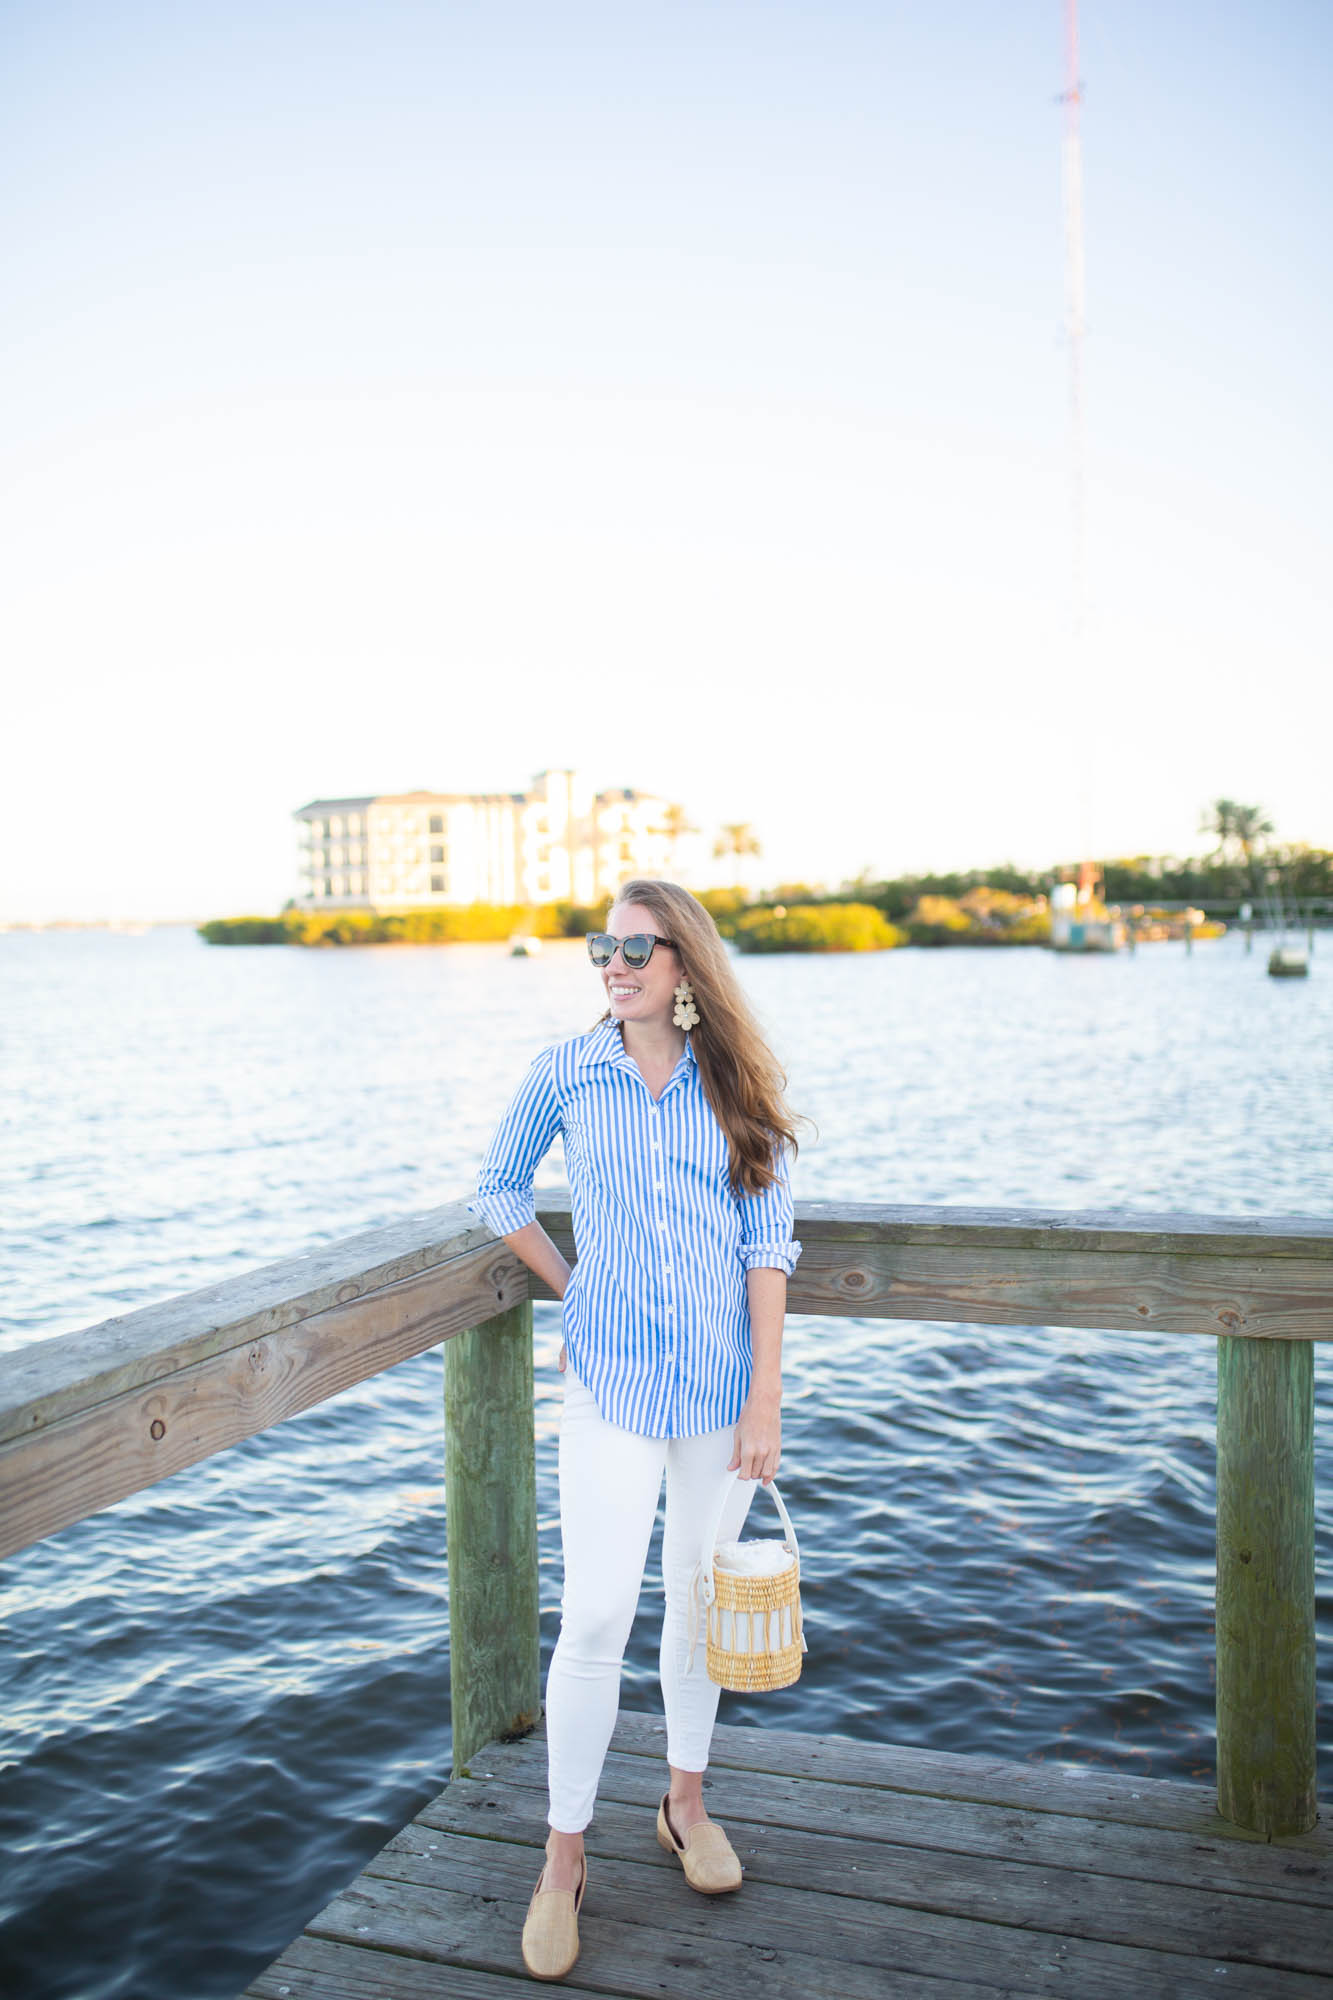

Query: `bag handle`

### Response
(697, 1470, 800, 1609)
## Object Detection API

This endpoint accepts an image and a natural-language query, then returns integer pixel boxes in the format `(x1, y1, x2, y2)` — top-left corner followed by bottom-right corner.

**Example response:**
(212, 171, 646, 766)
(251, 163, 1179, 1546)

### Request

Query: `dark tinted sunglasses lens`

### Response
(587, 935, 614, 965)
(621, 936, 654, 968)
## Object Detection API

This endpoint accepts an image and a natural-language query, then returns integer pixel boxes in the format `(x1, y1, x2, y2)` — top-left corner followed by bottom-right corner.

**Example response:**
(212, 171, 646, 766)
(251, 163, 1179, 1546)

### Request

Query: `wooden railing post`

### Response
(1215, 1333, 1317, 1835)
(444, 1301, 541, 1775)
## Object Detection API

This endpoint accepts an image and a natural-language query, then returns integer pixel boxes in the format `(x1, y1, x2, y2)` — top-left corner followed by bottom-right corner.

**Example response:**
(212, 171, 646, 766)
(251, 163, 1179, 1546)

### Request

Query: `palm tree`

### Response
(1199, 798, 1275, 890)
(713, 822, 762, 893)
(650, 803, 698, 874)
(1199, 799, 1240, 865)
(1232, 803, 1276, 869)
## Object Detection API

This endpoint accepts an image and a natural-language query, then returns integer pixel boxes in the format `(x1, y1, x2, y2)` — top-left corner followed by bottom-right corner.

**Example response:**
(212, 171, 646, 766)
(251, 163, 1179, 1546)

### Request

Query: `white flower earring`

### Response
(673, 978, 700, 1031)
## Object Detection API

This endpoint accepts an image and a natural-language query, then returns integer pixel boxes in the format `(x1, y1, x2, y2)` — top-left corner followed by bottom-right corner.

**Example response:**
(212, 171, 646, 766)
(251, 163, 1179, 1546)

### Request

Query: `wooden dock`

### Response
(238, 1710, 1333, 1999)
(7, 1198, 1329, 1995)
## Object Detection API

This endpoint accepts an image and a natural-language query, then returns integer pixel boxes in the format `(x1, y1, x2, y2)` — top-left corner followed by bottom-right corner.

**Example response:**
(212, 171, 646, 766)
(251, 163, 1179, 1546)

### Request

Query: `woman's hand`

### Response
(728, 1383, 781, 1485)
(558, 1340, 568, 1372)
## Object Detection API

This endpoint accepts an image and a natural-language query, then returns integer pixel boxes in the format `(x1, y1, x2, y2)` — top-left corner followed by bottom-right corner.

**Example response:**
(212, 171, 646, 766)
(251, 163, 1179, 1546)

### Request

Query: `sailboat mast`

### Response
(1062, 0, 1086, 642)
(1061, 0, 1091, 868)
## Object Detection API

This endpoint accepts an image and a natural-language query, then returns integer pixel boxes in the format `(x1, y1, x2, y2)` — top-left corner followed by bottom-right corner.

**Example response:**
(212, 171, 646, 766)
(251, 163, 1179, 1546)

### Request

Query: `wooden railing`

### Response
(2, 1199, 1327, 1837)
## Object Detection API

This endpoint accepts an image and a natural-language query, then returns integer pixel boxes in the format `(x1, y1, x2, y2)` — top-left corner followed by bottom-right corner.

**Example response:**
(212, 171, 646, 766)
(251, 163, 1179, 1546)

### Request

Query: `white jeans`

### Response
(545, 1362, 760, 1833)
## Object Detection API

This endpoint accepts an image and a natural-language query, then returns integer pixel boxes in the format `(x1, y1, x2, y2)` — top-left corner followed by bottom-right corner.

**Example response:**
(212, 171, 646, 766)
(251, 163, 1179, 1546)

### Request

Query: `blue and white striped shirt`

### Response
(469, 1019, 802, 1438)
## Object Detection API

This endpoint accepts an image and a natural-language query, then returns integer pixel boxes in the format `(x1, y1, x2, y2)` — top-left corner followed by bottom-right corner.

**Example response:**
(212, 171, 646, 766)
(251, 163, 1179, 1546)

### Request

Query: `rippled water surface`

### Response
(2, 926, 1330, 2000)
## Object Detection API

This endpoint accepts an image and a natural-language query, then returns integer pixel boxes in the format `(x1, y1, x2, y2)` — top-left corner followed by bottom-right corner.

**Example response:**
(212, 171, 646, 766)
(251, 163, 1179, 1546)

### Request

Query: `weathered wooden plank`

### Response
(1, 1201, 496, 1438)
(385, 1802, 1333, 1974)
(240, 1929, 633, 1998)
(444, 1302, 542, 1772)
(530, 1198, 1333, 1338)
(290, 1877, 1009, 2000)
(1217, 1334, 1318, 1835)
(777, 1202, 1333, 1257)
(300, 1825, 1333, 1998)
(534, 1192, 1333, 1256)
(505, 1713, 1333, 1859)
(301, 1871, 1001, 2000)
(435, 1752, 1333, 1913)
(784, 1240, 1333, 1338)
(0, 1231, 525, 1560)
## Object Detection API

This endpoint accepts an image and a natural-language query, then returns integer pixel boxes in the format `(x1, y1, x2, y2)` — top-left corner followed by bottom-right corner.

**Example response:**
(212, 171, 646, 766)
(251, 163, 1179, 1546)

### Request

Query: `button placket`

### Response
(654, 1099, 673, 1277)
(643, 1097, 676, 1372)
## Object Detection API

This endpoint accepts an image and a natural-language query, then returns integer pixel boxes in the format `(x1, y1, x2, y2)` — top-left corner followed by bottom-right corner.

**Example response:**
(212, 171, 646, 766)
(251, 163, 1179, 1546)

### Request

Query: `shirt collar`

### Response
(578, 1019, 624, 1065)
(578, 1019, 698, 1073)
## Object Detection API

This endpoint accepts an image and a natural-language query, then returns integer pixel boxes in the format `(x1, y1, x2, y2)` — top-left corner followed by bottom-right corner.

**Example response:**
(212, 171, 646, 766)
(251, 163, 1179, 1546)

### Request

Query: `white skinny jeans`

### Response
(545, 1362, 760, 1832)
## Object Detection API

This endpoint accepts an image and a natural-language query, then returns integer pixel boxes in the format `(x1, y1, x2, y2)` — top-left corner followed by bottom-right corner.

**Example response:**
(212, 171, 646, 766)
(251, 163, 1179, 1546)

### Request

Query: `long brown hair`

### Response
(597, 878, 804, 1197)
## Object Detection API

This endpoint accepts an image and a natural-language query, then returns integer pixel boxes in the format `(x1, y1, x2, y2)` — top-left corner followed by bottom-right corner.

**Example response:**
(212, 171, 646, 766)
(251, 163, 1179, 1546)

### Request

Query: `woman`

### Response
(468, 878, 803, 1981)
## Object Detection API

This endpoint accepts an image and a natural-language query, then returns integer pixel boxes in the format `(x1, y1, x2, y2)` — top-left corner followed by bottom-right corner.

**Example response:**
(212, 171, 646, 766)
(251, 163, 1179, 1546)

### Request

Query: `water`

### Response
(2, 926, 1330, 2000)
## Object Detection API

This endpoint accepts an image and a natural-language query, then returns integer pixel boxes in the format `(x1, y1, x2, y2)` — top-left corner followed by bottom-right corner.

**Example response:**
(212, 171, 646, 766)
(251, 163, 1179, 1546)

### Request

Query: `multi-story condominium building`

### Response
(295, 770, 695, 909)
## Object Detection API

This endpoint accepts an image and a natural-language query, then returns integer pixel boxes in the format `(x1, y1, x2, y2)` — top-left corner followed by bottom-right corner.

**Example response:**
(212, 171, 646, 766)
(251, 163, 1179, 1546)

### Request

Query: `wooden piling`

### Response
(443, 1302, 542, 1775)
(1215, 1333, 1317, 1835)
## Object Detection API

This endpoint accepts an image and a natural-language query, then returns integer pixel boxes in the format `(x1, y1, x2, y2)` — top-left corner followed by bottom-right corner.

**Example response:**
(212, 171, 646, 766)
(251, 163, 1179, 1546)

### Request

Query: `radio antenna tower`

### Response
(1060, 0, 1092, 865)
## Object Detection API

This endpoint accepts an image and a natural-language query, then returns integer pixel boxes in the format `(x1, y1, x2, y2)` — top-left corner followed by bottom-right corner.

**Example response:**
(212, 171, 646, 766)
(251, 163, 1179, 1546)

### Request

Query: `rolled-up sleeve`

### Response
(468, 1047, 561, 1237)
(736, 1143, 802, 1275)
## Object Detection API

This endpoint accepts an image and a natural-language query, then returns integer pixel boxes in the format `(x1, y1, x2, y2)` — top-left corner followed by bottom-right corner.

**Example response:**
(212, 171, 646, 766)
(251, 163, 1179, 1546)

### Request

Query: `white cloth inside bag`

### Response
(708, 1536, 802, 1652)
(712, 1537, 795, 1576)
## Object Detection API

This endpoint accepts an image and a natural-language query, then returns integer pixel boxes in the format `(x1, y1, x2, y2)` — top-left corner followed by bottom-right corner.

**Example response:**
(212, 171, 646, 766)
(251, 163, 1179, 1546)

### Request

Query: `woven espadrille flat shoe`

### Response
(521, 1852, 588, 1980)
(656, 1791, 743, 1893)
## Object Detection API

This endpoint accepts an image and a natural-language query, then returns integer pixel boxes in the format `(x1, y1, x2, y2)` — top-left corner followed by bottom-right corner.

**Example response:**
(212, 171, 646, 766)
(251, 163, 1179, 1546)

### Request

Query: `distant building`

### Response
(294, 770, 693, 909)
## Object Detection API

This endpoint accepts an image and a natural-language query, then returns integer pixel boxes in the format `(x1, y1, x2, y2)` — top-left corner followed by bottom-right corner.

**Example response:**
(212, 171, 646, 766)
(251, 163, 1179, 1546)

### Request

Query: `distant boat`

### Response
(1258, 870, 1312, 979)
(1049, 863, 1124, 953)
(508, 934, 543, 957)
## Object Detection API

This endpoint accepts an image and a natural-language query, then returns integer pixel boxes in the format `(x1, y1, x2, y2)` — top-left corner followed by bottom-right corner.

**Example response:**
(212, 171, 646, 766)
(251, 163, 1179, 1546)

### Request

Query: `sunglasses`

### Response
(586, 931, 677, 969)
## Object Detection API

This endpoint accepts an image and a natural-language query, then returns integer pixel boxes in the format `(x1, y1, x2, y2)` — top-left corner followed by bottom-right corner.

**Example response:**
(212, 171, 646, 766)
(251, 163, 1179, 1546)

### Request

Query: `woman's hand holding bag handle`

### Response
(685, 1469, 807, 1691)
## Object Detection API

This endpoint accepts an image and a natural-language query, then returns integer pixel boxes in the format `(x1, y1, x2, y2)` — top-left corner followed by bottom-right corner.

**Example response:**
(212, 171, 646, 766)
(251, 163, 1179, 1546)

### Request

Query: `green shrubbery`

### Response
(904, 895, 975, 946)
(695, 887, 750, 938)
(199, 892, 1040, 953)
(210, 862, 1301, 955)
(284, 910, 386, 947)
(733, 903, 905, 953)
(901, 889, 1051, 947)
(196, 916, 290, 945)
(199, 904, 574, 948)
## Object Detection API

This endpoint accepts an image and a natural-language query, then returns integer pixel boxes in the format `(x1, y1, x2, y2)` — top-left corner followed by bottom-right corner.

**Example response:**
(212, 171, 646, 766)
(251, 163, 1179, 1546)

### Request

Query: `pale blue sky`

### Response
(3, 2, 1329, 919)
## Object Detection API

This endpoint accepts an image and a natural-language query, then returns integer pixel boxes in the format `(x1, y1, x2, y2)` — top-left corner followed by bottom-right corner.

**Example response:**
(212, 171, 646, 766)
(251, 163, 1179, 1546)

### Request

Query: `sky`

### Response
(3, 1, 1330, 921)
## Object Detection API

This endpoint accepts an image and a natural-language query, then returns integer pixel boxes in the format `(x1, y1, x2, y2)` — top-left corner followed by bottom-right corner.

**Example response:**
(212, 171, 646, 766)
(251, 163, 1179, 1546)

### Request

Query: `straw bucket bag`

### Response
(685, 1472, 807, 1692)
